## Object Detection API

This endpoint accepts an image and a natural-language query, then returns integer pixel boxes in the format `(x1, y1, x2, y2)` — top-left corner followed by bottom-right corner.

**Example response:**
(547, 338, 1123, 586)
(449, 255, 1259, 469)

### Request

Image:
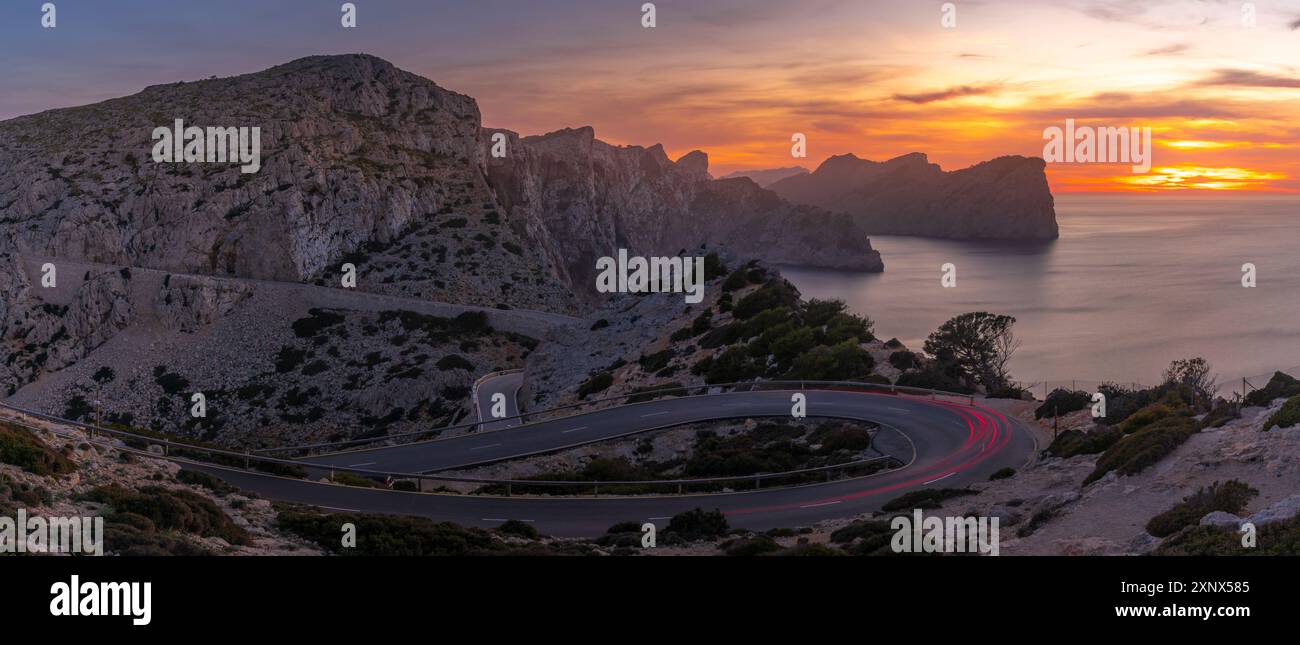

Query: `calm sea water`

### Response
(780, 194, 1300, 390)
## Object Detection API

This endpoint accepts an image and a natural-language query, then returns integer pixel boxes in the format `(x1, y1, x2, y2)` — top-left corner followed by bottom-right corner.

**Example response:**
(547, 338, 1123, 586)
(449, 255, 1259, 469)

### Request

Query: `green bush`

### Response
(291, 308, 346, 338)
(989, 467, 1016, 481)
(576, 372, 614, 398)
(666, 508, 729, 541)
(732, 280, 799, 319)
(79, 484, 250, 545)
(1245, 371, 1300, 407)
(0, 422, 76, 476)
(1263, 394, 1300, 431)
(1084, 416, 1197, 485)
(278, 510, 506, 555)
(1154, 516, 1300, 556)
(1034, 389, 1092, 419)
(1046, 427, 1122, 458)
(176, 469, 236, 495)
(1118, 402, 1178, 433)
(888, 350, 918, 370)
(785, 340, 874, 381)
(1145, 480, 1258, 538)
(723, 535, 782, 556)
(496, 519, 540, 539)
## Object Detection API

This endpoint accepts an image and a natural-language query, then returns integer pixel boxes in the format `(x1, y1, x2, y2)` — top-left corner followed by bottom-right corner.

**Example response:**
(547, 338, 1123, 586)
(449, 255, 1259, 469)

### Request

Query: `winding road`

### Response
(182, 387, 1037, 537)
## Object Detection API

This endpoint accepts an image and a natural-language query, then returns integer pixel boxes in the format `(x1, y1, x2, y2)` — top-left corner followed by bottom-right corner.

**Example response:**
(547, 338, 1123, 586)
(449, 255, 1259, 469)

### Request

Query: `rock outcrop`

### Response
(483, 126, 882, 297)
(768, 152, 1059, 240)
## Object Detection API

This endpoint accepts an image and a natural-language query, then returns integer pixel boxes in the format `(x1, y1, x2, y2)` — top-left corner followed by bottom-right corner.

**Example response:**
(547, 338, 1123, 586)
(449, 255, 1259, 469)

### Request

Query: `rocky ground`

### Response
(5, 262, 541, 448)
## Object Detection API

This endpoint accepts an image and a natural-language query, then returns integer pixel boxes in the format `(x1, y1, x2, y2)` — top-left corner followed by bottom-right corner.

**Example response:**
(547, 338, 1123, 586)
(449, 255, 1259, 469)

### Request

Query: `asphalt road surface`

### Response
(186, 389, 1037, 537)
(473, 371, 523, 432)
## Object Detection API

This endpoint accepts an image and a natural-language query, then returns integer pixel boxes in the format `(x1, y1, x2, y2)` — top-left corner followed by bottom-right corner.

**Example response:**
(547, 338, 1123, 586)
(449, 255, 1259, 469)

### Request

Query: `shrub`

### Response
(278, 510, 503, 556)
(888, 350, 918, 370)
(496, 519, 540, 540)
(666, 508, 729, 541)
(1046, 427, 1122, 458)
(785, 340, 874, 381)
(732, 280, 799, 319)
(176, 469, 236, 495)
(1145, 480, 1258, 538)
(1118, 402, 1178, 434)
(291, 308, 346, 338)
(0, 422, 77, 476)
(576, 372, 613, 398)
(79, 484, 250, 545)
(1263, 394, 1300, 431)
(92, 366, 116, 383)
(154, 370, 190, 395)
(1034, 388, 1092, 419)
(1245, 371, 1300, 407)
(275, 346, 307, 372)
(1084, 416, 1197, 485)
(989, 467, 1016, 481)
(723, 535, 782, 556)
(700, 347, 759, 384)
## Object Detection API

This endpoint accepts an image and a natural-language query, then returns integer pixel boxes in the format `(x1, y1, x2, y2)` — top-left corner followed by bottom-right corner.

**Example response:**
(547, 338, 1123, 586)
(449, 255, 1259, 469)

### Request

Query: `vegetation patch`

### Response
(0, 422, 77, 476)
(1145, 480, 1258, 538)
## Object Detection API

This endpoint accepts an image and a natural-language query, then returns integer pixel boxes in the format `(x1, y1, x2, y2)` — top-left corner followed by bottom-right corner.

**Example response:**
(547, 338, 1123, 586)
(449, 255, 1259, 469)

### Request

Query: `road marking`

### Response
(482, 518, 535, 523)
(469, 443, 502, 451)
(923, 473, 955, 485)
(319, 505, 361, 513)
(799, 500, 841, 509)
(647, 516, 672, 521)
(887, 407, 910, 413)
(347, 461, 376, 467)
(561, 426, 588, 434)
(641, 411, 670, 417)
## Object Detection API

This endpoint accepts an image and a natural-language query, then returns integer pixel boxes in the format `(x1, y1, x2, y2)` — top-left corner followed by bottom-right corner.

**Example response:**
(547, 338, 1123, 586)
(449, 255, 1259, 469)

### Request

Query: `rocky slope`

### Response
(0, 53, 885, 402)
(769, 152, 1059, 240)
(484, 126, 882, 298)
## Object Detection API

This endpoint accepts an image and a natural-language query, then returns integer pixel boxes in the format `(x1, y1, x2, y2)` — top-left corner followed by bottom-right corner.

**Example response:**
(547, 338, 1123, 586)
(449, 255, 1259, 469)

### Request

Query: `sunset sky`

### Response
(3, 0, 1299, 192)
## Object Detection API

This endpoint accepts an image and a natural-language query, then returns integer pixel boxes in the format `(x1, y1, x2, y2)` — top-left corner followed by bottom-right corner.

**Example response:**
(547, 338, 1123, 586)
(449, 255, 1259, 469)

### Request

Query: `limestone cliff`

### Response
(769, 152, 1059, 240)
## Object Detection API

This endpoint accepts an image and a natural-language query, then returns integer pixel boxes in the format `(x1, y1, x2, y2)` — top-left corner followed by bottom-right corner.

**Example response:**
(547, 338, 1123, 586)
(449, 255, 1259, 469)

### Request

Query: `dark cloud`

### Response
(1194, 69, 1300, 88)
(891, 84, 1000, 104)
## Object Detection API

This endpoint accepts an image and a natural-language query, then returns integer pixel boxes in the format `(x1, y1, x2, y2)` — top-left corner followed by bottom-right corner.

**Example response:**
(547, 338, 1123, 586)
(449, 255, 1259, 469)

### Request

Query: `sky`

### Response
(2, 0, 1300, 192)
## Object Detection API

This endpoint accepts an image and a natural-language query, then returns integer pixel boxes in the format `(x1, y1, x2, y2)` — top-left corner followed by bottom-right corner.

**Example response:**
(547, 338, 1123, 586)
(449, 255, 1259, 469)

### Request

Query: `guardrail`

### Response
(0, 380, 934, 498)
(255, 378, 975, 457)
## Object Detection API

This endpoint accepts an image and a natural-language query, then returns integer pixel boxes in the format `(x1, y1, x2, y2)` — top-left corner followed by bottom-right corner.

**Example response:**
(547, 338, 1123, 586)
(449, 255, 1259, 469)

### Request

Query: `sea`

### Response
(780, 194, 1300, 394)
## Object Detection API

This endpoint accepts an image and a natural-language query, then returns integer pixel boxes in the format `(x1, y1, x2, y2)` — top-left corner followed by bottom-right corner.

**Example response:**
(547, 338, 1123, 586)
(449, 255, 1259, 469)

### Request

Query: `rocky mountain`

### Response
(769, 152, 1059, 240)
(0, 53, 883, 442)
(484, 127, 881, 295)
(718, 166, 809, 187)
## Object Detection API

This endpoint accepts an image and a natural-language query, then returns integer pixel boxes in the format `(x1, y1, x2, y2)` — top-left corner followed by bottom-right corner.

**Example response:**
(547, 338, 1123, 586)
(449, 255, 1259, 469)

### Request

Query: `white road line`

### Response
(319, 506, 361, 513)
(561, 426, 588, 434)
(799, 500, 841, 509)
(887, 407, 910, 413)
(347, 461, 376, 467)
(468, 443, 502, 451)
(647, 516, 672, 521)
(641, 411, 670, 417)
(923, 473, 955, 485)
(482, 518, 536, 523)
